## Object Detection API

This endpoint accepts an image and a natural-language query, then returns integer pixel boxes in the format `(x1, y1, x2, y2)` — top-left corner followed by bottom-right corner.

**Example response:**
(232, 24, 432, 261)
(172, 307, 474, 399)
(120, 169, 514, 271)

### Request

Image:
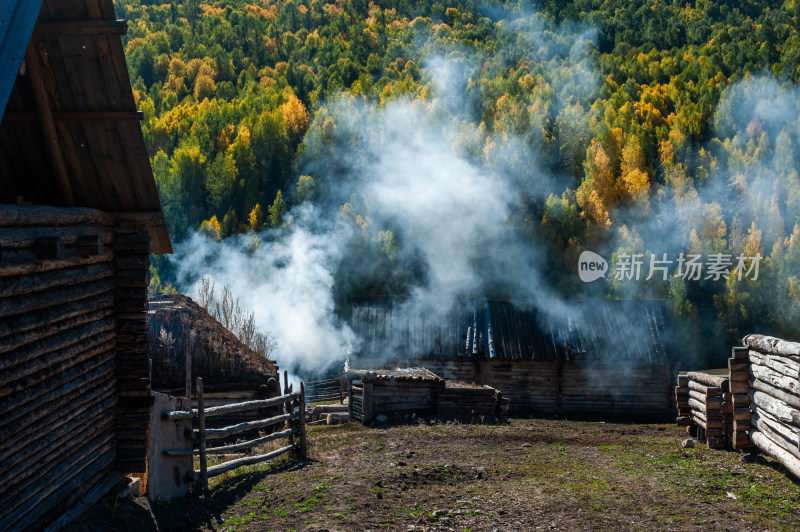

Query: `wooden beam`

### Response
(34, 19, 128, 36)
(24, 39, 74, 206)
(3, 111, 143, 122)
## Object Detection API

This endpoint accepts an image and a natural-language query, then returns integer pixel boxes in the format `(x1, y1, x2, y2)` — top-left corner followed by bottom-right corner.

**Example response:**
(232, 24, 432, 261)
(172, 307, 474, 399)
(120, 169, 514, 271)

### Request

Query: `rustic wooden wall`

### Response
(0, 206, 153, 531)
(351, 356, 676, 417)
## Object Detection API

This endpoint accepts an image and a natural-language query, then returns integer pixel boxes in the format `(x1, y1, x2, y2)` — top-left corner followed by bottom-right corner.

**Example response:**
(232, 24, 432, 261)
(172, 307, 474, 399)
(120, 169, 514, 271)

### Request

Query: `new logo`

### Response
(578, 251, 608, 283)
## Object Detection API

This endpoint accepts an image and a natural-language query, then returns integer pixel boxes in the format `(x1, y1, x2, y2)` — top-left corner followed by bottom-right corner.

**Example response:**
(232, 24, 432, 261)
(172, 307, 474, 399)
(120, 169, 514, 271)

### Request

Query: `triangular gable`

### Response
(0, 1, 44, 121)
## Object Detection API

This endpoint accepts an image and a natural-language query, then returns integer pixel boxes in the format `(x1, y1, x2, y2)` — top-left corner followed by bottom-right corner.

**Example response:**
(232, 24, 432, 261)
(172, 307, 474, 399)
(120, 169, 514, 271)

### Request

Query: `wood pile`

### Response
(728, 346, 755, 450)
(676, 371, 730, 449)
(742, 334, 800, 477)
(345, 367, 508, 423)
(438, 383, 508, 421)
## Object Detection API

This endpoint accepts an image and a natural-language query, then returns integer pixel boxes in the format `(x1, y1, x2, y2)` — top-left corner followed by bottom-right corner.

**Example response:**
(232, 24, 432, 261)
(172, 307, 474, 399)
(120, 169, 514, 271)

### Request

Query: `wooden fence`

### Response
(162, 377, 307, 490)
(305, 378, 344, 404)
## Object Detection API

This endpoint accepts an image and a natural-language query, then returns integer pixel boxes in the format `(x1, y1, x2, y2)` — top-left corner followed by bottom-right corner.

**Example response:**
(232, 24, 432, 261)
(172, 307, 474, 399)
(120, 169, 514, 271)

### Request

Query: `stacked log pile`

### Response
(742, 335, 800, 477)
(345, 367, 508, 423)
(729, 346, 755, 450)
(682, 372, 730, 449)
(438, 383, 508, 421)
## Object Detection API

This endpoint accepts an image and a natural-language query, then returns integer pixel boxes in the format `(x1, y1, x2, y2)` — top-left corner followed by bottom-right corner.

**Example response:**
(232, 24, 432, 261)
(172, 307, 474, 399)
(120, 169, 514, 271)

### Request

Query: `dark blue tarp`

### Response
(0, 1, 43, 121)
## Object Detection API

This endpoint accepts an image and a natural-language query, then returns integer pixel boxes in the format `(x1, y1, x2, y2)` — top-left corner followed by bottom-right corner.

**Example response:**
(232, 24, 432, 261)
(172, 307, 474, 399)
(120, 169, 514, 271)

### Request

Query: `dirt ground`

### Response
(68, 415, 800, 531)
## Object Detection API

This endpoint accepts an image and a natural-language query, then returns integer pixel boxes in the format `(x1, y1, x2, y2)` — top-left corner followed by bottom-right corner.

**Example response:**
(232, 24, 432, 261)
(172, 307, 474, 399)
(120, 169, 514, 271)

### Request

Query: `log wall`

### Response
(741, 334, 800, 477)
(0, 206, 154, 531)
(350, 358, 676, 417)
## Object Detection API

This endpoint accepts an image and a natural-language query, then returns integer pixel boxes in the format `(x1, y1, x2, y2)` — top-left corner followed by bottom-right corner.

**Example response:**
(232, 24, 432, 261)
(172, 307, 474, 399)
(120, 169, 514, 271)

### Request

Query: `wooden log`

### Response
(733, 407, 751, 421)
(0, 262, 113, 300)
(197, 377, 208, 491)
(689, 381, 720, 396)
(677, 375, 689, 386)
(687, 372, 729, 391)
(0, 278, 114, 319)
(299, 381, 308, 459)
(0, 354, 115, 426)
(730, 380, 750, 394)
(0, 206, 116, 226)
(201, 413, 294, 440)
(751, 377, 800, 410)
(76, 234, 104, 257)
(0, 318, 116, 385)
(730, 372, 749, 382)
(749, 352, 800, 378)
(732, 346, 750, 360)
(363, 382, 374, 424)
(688, 397, 707, 414)
(733, 430, 755, 450)
(706, 437, 725, 449)
(751, 430, 800, 480)
(743, 334, 800, 358)
(0, 407, 114, 497)
(0, 305, 113, 356)
(0, 225, 114, 250)
(0, 249, 114, 277)
(752, 410, 800, 453)
(732, 393, 751, 405)
(0, 290, 112, 341)
(191, 443, 297, 481)
(0, 336, 116, 398)
(676, 416, 693, 426)
(750, 363, 800, 395)
(729, 359, 748, 372)
(751, 390, 800, 425)
(0, 445, 116, 531)
(163, 392, 300, 420)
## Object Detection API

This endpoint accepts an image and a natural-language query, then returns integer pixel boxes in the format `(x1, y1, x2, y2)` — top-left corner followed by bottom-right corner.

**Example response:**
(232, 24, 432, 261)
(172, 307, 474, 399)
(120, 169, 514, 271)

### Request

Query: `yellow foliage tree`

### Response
(200, 215, 221, 240)
(282, 94, 309, 138)
(248, 203, 263, 231)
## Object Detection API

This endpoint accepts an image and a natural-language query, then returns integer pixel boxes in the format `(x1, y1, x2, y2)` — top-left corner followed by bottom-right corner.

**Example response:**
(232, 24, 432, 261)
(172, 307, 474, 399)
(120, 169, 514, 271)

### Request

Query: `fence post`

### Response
(347, 378, 353, 422)
(185, 335, 192, 401)
(299, 382, 308, 460)
(197, 377, 208, 491)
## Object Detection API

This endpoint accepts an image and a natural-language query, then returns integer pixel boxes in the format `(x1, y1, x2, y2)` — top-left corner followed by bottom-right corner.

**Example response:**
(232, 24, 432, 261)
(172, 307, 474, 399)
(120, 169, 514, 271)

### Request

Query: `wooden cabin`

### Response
(349, 298, 679, 417)
(0, 1, 171, 530)
(344, 367, 508, 423)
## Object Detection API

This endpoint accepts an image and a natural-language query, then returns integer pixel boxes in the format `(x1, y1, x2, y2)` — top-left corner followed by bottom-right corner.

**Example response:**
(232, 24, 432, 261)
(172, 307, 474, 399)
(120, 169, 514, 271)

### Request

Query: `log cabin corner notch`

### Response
(0, 1, 171, 530)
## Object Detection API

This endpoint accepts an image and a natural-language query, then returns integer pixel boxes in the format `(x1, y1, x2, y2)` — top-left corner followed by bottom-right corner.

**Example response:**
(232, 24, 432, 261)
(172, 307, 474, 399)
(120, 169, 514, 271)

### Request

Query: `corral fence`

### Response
(305, 377, 344, 404)
(161, 376, 307, 491)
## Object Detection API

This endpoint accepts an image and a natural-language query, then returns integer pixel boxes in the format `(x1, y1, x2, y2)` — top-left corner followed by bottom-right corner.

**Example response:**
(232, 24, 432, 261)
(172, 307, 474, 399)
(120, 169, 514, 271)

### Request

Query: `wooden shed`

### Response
(0, 1, 170, 530)
(349, 298, 679, 417)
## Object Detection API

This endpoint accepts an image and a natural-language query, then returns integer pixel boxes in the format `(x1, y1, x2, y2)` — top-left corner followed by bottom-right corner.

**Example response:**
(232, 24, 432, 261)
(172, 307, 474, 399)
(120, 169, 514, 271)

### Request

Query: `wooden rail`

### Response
(163, 376, 307, 491)
(306, 378, 344, 404)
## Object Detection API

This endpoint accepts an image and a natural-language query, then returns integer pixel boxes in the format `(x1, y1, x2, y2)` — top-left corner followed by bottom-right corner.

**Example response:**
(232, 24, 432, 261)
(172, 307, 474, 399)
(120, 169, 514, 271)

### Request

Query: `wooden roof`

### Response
(351, 298, 676, 363)
(0, 0, 171, 254)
